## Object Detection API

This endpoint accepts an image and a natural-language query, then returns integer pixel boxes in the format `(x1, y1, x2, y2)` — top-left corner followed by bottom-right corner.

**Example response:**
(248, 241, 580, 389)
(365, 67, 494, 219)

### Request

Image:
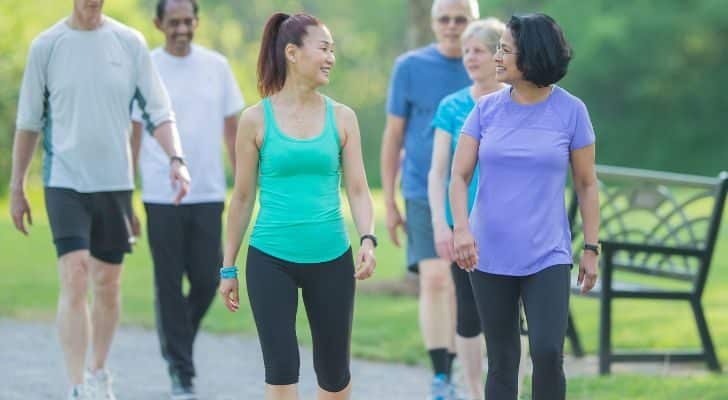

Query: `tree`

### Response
(407, 0, 432, 48)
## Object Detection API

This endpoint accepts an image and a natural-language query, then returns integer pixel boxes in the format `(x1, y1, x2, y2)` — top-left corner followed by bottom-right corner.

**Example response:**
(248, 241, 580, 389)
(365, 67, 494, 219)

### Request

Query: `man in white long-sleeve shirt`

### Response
(9, 1, 191, 399)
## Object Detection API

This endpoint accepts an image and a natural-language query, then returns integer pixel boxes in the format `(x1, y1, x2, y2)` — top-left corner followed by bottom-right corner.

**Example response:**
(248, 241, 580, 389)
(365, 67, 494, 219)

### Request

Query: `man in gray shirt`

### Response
(9, 1, 190, 399)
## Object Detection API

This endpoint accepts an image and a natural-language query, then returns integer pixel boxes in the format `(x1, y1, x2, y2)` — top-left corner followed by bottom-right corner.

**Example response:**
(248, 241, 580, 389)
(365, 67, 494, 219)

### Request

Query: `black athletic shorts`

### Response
(44, 187, 133, 264)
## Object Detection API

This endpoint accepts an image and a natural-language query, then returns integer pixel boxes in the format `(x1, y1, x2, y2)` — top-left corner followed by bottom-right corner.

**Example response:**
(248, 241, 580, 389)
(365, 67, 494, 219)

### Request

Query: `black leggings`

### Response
(451, 263, 481, 338)
(470, 264, 571, 400)
(246, 246, 355, 392)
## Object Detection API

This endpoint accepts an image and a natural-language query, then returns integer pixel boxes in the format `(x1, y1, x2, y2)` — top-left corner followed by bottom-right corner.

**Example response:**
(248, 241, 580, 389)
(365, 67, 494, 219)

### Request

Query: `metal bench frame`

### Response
(566, 165, 728, 374)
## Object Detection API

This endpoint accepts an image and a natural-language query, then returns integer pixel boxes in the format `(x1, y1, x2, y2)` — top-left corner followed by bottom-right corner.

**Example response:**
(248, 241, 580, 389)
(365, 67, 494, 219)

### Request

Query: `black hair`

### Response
(156, 0, 199, 20)
(507, 13, 572, 87)
(257, 13, 322, 97)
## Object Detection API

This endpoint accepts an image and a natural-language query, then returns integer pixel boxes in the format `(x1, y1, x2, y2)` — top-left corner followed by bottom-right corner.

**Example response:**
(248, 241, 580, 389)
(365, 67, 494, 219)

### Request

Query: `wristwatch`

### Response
(360, 234, 378, 248)
(583, 242, 601, 255)
(170, 155, 186, 166)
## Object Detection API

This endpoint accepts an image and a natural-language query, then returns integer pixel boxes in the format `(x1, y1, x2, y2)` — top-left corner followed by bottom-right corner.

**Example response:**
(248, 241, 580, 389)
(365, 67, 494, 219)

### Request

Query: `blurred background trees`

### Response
(1, 0, 726, 197)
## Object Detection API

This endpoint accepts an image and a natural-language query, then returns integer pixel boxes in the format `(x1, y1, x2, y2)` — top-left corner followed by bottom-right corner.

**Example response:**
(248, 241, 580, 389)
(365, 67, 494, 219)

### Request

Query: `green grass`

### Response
(1, 189, 727, 398)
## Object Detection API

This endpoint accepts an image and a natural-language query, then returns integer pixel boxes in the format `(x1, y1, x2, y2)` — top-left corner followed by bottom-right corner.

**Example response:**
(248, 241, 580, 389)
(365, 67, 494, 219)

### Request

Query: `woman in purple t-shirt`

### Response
(449, 13, 600, 400)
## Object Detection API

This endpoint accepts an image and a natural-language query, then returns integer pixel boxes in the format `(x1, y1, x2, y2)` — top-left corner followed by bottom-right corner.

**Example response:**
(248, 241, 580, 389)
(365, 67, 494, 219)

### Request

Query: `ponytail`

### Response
(256, 12, 322, 97)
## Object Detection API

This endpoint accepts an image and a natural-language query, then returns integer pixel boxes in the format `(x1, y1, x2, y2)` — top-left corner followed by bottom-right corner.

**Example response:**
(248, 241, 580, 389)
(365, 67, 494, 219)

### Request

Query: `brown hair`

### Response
(257, 12, 322, 97)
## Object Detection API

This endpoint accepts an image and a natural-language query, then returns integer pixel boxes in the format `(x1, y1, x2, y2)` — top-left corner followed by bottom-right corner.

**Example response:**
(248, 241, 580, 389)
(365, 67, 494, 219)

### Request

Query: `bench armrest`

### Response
(600, 240, 703, 258)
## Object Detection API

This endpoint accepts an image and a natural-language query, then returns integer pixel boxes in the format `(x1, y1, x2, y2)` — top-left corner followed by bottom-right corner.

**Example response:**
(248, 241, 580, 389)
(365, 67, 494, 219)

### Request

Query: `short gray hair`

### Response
(461, 17, 505, 54)
(431, 0, 480, 19)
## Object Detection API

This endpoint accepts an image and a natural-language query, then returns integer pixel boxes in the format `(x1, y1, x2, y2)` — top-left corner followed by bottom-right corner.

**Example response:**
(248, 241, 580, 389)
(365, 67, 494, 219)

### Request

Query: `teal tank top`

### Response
(249, 96, 350, 263)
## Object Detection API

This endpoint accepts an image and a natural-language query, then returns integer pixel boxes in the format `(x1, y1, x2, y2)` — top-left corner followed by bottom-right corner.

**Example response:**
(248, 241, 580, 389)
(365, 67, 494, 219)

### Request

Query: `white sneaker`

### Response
(85, 369, 117, 400)
(68, 384, 89, 400)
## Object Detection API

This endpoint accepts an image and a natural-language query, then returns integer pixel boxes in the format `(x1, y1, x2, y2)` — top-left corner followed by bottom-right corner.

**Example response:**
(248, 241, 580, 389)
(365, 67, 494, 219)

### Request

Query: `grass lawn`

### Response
(1, 188, 726, 398)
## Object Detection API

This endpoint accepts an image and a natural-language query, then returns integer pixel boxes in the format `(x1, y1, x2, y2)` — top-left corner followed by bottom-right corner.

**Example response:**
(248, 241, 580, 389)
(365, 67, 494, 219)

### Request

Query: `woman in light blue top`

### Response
(428, 17, 505, 400)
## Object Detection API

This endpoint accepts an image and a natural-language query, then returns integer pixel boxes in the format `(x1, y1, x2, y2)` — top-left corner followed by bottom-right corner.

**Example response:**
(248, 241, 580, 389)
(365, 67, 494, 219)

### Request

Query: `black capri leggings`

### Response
(451, 263, 482, 338)
(470, 264, 571, 400)
(246, 246, 355, 392)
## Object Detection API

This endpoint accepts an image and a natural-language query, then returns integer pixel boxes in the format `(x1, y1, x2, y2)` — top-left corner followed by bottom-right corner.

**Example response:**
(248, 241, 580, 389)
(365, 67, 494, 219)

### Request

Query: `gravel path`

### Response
(0, 319, 431, 400)
(0, 319, 709, 399)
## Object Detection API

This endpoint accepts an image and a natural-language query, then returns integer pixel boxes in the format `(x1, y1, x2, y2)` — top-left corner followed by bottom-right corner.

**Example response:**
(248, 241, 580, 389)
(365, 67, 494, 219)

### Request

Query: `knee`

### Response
(92, 270, 121, 303)
(192, 274, 220, 295)
(264, 361, 299, 387)
(315, 365, 351, 393)
(457, 313, 482, 338)
(420, 265, 454, 294)
(59, 253, 89, 305)
(530, 340, 563, 370)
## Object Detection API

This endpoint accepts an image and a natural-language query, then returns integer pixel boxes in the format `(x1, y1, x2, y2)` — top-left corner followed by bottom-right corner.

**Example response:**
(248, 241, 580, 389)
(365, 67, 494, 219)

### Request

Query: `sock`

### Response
(429, 348, 449, 377)
(447, 352, 457, 381)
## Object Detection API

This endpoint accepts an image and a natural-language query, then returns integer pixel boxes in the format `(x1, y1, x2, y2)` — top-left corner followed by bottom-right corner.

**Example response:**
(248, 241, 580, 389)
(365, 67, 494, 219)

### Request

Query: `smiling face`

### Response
(286, 25, 336, 86)
(494, 28, 523, 84)
(156, 0, 198, 56)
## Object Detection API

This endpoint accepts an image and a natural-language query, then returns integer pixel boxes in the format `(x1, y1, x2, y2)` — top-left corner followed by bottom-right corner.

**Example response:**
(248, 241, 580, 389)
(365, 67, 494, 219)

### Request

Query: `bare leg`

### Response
(88, 256, 122, 372)
(456, 334, 484, 400)
(317, 382, 352, 400)
(517, 334, 530, 399)
(418, 258, 456, 351)
(266, 383, 299, 400)
(57, 250, 91, 386)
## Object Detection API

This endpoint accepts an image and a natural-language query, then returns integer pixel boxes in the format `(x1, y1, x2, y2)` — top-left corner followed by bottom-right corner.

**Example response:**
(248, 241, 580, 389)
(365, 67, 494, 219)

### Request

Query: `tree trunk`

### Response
(358, 1, 431, 297)
(407, 0, 432, 48)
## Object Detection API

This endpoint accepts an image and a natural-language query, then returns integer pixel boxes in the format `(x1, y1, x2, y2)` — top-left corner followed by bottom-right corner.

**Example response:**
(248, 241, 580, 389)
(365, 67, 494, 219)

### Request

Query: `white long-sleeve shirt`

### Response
(16, 16, 174, 192)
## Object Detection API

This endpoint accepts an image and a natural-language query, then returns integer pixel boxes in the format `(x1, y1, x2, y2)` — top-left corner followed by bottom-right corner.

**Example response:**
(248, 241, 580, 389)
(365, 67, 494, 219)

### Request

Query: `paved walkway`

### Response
(0, 319, 432, 400)
(0, 319, 709, 399)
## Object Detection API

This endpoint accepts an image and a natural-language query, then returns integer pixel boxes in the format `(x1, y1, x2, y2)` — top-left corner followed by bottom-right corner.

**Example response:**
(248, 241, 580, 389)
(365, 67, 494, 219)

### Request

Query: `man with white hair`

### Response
(380, 1, 479, 398)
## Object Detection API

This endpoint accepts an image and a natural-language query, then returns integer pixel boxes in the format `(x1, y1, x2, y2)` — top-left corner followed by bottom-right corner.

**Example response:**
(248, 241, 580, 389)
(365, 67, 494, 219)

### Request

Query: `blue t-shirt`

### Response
(431, 86, 478, 226)
(462, 86, 596, 276)
(386, 44, 471, 200)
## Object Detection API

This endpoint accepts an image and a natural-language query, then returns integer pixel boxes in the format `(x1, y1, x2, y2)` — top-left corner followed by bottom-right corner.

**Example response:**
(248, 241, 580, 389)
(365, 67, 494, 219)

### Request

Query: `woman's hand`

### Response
(354, 241, 376, 280)
(218, 278, 240, 312)
(452, 226, 478, 271)
(578, 251, 599, 294)
(433, 223, 455, 261)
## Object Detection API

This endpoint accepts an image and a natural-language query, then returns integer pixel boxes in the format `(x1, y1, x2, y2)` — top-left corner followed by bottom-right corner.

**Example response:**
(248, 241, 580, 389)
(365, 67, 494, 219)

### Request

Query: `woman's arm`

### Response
(338, 104, 376, 280)
(219, 106, 262, 311)
(428, 129, 454, 261)
(571, 144, 600, 293)
(449, 134, 480, 270)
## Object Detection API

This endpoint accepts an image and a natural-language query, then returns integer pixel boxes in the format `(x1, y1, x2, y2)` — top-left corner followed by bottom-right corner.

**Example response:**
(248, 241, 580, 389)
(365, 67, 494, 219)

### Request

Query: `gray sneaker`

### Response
(170, 372, 197, 400)
(85, 369, 116, 400)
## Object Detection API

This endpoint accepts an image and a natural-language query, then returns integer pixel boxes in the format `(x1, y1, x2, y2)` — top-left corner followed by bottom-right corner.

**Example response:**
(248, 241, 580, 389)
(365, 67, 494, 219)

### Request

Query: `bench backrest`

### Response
(568, 165, 728, 292)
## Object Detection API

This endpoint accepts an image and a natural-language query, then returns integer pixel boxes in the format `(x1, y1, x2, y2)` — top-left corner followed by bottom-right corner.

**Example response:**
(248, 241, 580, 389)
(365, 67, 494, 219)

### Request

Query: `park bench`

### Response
(565, 165, 728, 374)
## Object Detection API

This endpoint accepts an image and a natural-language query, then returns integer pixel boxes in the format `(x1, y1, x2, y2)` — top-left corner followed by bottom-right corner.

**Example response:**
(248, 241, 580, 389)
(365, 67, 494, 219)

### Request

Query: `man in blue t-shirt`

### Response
(380, 0, 476, 397)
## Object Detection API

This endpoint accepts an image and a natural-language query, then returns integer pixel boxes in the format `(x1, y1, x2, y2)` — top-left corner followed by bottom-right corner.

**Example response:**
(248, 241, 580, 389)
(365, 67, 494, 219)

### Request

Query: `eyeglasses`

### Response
(436, 15, 469, 26)
(495, 43, 518, 56)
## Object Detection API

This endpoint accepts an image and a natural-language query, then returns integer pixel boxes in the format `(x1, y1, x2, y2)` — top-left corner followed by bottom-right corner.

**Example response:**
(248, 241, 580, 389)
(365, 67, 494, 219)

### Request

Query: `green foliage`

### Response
(0, 0, 726, 196)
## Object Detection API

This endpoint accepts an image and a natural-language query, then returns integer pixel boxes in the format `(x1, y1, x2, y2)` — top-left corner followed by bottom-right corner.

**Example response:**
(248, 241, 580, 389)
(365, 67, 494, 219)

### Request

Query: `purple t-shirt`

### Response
(461, 86, 596, 276)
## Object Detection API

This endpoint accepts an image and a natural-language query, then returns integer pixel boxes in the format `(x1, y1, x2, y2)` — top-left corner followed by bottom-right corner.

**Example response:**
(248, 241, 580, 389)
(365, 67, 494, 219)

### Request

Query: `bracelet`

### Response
(220, 266, 239, 280)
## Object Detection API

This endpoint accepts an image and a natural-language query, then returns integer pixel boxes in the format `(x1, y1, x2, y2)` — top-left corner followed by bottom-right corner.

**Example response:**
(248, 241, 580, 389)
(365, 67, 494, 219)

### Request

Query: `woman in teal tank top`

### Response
(218, 13, 376, 400)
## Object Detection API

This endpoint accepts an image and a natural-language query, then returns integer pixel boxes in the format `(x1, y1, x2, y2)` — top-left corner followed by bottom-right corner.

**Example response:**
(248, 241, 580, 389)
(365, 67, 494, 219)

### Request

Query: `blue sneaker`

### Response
(430, 373, 451, 400)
